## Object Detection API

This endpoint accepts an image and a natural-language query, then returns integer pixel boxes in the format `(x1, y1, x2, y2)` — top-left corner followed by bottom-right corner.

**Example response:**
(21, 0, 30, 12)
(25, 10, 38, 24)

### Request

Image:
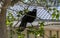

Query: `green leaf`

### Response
(18, 34, 25, 38)
(57, 10, 59, 12)
(52, 12, 56, 18)
(18, 11, 23, 15)
(37, 0, 40, 3)
(17, 15, 20, 17)
(24, 9, 29, 13)
(53, 8, 57, 10)
(6, 20, 10, 25)
(56, 14, 59, 20)
(48, 8, 52, 11)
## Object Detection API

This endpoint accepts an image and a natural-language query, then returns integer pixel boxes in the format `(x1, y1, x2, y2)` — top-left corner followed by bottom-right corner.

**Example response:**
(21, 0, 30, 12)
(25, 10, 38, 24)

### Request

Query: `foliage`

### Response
(27, 22, 44, 37)
(52, 8, 60, 20)
(6, 9, 29, 38)
(5, 0, 60, 38)
(17, 9, 29, 17)
(6, 12, 15, 26)
(16, 30, 25, 38)
(48, 7, 60, 20)
(6, 9, 45, 38)
(6, 8, 59, 38)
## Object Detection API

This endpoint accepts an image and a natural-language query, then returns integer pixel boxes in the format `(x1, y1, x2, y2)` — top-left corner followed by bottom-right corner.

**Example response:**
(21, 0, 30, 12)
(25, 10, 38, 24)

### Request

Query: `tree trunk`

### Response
(0, 0, 11, 38)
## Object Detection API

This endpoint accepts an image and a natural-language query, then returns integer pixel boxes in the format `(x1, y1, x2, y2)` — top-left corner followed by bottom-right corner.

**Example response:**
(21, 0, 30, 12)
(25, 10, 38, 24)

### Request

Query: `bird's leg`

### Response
(31, 23, 33, 27)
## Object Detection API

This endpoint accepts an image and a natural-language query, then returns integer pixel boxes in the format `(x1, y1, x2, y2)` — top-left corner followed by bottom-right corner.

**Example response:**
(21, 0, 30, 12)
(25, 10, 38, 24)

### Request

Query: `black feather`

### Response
(19, 9, 37, 32)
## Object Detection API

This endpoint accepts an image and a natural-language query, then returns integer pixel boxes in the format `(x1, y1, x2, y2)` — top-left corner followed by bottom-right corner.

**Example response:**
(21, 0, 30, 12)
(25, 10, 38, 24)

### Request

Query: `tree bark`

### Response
(0, 0, 11, 38)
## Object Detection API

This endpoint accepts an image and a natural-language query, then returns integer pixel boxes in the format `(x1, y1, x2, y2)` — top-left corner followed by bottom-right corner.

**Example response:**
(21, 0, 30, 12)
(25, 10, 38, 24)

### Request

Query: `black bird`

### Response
(19, 9, 37, 32)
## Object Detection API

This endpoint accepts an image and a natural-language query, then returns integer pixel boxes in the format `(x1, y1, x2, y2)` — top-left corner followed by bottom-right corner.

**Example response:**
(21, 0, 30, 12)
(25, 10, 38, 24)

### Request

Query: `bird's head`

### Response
(32, 9, 37, 12)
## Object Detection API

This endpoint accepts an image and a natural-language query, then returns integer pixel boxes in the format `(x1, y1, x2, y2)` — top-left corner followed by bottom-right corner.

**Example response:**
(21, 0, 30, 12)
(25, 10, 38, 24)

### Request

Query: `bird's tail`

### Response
(18, 22, 27, 32)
